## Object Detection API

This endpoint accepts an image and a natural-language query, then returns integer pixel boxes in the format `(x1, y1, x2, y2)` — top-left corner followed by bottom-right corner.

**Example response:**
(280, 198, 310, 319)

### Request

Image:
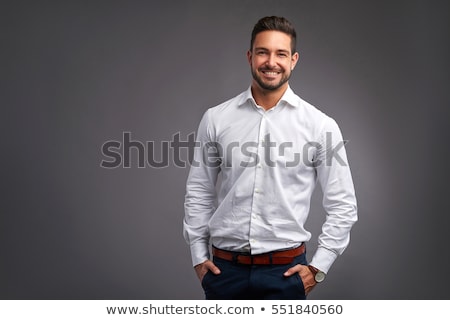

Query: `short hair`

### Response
(250, 16, 297, 54)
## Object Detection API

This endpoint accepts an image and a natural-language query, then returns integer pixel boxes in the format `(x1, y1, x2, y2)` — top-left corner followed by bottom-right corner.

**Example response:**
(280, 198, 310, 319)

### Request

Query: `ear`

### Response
(291, 51, 299, 70)
(246, 50, 252, 66)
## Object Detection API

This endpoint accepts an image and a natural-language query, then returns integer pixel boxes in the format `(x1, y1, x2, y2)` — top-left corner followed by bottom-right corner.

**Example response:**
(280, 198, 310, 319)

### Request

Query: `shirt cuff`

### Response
(190, 242, 210, 267)
(309, 246, 338, 274)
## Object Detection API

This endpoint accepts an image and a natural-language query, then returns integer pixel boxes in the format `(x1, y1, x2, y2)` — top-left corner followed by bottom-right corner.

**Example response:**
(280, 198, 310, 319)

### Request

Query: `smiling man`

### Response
(183, 16, 358, 299)
(249, 30, 296, 94)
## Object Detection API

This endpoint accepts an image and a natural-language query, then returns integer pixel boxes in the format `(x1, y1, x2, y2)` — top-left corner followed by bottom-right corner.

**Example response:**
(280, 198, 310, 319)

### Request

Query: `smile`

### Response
(261, 70, 281, 77)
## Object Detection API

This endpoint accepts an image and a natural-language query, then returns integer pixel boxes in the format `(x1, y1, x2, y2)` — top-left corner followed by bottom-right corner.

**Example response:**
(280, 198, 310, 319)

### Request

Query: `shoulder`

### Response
(203, 90, 249, 123)
(195, 90, 248, 135)
(287, 89, 338, 133)
(209, 90, 248, 113)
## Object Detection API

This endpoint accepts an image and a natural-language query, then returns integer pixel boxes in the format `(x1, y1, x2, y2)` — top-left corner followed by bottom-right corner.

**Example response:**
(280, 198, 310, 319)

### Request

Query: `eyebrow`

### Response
(254, 47, 290, 54)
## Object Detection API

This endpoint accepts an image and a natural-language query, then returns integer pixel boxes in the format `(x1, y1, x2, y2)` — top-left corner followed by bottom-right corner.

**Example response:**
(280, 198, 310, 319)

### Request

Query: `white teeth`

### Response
(263, 72, 279, 75)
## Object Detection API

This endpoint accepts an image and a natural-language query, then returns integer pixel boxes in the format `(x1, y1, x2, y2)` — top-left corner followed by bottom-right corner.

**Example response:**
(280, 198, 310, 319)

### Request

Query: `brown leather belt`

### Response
(212, 244, 305, 265)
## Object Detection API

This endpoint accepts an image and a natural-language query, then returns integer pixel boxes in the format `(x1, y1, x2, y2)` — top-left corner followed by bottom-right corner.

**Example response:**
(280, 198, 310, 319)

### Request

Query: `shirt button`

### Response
(254, 188, 260, 193)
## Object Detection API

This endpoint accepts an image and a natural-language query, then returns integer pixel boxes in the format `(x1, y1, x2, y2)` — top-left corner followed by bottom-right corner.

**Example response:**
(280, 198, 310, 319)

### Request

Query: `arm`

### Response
(183, 110, 221, 268)
(284, 117, 357, 293)
(310, 117, 358, 274)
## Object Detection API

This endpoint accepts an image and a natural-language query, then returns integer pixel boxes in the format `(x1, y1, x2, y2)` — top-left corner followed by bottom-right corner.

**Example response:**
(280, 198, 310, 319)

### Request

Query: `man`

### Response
(183, 16, 357, 299)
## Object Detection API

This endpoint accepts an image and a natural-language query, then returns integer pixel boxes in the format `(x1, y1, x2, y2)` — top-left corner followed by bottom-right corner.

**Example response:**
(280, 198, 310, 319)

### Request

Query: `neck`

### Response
(251, 82, 288, 110)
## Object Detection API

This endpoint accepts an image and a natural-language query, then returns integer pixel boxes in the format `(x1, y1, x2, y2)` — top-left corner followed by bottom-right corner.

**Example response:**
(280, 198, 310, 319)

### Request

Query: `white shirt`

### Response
(183, 86, 357, 273)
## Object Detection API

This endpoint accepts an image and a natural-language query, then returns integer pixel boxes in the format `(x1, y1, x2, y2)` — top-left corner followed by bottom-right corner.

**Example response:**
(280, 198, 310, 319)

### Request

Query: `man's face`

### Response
(247, 30, 299, 91)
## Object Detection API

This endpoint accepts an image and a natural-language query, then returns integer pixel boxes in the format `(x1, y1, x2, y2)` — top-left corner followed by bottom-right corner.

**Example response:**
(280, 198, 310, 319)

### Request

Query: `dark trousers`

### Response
(201, 253, 308, 299)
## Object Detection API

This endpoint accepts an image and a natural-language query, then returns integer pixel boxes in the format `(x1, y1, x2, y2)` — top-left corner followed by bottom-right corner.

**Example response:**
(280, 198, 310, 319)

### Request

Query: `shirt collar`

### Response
(238, 85, 300, 108)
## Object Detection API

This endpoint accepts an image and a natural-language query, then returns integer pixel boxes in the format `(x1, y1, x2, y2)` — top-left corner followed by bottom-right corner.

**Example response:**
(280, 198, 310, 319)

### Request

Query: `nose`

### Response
(265, 53, 277, 68)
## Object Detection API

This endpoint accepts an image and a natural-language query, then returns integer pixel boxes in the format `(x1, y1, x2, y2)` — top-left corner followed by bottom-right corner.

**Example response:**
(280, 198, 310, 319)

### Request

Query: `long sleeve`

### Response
(183, 110, 221, 266)
(310, 117, 358, 273)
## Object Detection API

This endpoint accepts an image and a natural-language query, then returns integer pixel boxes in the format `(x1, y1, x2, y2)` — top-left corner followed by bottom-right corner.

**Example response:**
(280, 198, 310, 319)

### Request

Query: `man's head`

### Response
(247, 16, 299, 92)
(250, 16, 297, 54)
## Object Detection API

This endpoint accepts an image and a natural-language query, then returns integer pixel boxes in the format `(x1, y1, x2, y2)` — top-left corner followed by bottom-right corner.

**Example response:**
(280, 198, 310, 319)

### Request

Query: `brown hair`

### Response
(250, 16, 297, 54)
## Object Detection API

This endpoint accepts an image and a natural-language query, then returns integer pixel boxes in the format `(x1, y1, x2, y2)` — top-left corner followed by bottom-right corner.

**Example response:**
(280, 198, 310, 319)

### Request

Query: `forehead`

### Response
(252, 30, 292, 52)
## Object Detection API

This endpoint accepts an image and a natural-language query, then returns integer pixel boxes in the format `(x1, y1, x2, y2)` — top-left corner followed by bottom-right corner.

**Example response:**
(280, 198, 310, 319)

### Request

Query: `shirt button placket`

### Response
(249, 113, 266, 251)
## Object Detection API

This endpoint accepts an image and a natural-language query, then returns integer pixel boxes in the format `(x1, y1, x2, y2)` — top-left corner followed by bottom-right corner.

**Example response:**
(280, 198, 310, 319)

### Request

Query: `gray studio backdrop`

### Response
(2, 1, 449, 299)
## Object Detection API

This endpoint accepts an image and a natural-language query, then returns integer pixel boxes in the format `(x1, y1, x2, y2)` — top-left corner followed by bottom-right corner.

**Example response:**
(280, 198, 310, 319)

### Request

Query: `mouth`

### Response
(259, 69, 282, 80)
(261, 70, 281, 77)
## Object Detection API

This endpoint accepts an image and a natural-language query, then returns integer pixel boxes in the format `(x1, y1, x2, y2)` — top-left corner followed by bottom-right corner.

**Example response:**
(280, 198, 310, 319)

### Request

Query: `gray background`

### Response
(2, 0, 449, 299)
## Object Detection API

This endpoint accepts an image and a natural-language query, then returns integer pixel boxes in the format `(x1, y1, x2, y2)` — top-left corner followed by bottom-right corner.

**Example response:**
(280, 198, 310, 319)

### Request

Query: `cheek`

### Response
(252, 57, 266, 67)
(284, 63, 293, 73)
